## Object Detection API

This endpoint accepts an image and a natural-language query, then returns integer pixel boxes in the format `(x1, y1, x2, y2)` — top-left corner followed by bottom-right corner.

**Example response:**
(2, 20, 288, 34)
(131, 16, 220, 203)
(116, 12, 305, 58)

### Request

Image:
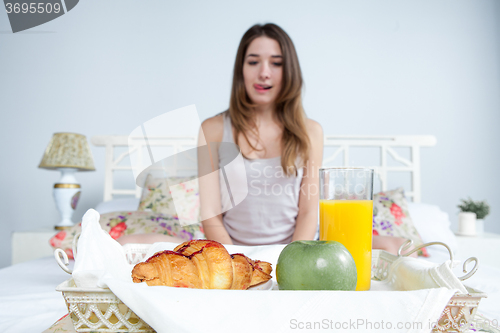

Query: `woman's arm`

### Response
(373, 235, 417, 257)
(198, 115, 234, 245)
(292, 119, 324, 241)
(201, 214, 233, 245)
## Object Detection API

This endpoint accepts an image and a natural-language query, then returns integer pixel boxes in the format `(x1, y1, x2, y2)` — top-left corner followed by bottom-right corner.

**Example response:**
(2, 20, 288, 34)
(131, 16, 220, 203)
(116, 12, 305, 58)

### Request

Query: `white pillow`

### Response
(94, 198, 140, 214)
(407, 202, 458, 256)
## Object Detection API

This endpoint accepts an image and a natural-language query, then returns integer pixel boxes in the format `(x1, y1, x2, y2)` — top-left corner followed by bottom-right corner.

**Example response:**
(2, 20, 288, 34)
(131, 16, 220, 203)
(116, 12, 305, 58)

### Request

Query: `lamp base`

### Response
(53, 169, 81, 229)
(55, 225, 74, 230)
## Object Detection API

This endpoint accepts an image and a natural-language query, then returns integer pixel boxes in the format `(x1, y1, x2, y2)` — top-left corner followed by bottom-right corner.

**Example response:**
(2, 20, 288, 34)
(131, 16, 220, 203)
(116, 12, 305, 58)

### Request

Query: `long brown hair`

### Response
(228, 23, 310, 176)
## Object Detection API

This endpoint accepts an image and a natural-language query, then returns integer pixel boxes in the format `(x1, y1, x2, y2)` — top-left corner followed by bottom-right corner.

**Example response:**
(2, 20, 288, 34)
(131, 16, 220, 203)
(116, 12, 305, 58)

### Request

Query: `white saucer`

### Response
(455, 232, 477, 237)
(248, 279, 274, 290)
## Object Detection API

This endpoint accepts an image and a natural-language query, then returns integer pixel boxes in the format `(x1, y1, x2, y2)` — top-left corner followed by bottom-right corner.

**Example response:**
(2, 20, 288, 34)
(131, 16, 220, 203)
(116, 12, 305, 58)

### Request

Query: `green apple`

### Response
(276, 240, 357, 290)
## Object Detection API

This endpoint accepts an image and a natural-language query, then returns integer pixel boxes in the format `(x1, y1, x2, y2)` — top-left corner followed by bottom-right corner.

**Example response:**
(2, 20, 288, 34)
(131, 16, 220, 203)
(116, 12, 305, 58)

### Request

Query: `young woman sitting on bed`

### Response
(117, 23, 412, 256)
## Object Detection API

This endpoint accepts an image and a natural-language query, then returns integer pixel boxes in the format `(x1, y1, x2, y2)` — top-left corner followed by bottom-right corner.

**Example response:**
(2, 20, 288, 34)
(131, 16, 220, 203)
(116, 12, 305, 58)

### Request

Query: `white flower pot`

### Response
(476, 219, 484, 235)
(458, 212, 476, 236)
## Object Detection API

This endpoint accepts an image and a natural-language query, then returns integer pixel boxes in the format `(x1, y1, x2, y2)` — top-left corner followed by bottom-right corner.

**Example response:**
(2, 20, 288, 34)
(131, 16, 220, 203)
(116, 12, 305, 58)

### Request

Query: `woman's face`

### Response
(243, 36, 283, 108)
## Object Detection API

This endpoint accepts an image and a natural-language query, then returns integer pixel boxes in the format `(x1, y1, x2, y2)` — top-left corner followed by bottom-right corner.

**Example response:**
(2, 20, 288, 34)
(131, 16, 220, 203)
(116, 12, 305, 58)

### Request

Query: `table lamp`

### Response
(38, 133, 95, 229)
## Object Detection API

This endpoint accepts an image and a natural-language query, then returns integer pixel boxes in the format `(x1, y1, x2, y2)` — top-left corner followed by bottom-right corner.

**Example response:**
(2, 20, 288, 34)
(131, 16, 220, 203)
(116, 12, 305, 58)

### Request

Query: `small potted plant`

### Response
(458, 198, 490, 235)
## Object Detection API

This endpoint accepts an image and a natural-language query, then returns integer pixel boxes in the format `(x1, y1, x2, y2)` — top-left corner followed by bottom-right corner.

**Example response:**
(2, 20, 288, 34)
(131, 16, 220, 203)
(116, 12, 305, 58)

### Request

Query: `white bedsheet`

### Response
(0, 257, 70, 333)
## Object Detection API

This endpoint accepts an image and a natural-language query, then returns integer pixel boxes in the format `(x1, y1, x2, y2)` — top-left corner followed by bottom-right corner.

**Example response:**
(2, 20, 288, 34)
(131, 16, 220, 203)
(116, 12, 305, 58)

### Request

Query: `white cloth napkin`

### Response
(73, 209, 458, 333)
(105, 278, 454, 333)
(372, 256, 468, 293)
(72, 209, 133, 288)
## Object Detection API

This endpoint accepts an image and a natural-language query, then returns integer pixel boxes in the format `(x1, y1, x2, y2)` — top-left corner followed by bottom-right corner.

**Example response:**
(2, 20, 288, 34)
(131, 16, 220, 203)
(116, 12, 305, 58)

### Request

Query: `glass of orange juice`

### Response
(319, 167, 374, 291)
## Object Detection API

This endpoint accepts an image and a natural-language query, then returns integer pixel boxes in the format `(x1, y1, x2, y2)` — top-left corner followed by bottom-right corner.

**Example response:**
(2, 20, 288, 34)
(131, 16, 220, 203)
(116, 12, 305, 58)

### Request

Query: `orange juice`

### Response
(319, 199, 373, 291)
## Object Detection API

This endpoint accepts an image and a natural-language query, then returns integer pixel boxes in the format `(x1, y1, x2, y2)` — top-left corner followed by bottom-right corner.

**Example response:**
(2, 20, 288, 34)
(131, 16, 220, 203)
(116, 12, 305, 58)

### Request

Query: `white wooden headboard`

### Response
(91, 135, 436, 203)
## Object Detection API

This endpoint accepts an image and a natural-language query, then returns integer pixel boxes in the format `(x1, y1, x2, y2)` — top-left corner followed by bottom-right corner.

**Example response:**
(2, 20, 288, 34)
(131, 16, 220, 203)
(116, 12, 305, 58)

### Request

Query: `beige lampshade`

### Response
(38, 132, 96, 171)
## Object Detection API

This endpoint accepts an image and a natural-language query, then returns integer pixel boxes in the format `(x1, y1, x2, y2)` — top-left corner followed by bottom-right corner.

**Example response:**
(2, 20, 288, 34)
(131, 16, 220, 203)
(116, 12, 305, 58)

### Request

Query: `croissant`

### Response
(132, 240, 272, 290)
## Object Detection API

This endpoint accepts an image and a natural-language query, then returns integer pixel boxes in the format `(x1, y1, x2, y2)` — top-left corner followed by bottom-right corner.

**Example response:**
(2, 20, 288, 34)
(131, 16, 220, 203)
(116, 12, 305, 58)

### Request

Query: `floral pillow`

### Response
(373, 187, 429, 257)
(49, 211, 205, 259)
(138, 175, 200, 226)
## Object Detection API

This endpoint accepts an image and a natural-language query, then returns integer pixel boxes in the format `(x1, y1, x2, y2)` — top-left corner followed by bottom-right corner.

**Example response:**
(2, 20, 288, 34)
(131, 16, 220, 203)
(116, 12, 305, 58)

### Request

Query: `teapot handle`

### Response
(54, 249, 72, 274)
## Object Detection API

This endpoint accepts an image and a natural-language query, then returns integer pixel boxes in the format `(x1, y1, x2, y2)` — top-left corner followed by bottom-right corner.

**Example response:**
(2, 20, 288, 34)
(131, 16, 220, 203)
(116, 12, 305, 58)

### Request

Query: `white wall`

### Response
(1, 0, 499, 268)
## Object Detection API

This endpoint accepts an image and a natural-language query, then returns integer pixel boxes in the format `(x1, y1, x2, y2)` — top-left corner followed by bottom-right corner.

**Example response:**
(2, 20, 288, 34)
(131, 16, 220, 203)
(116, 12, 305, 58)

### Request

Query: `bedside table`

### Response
(455, 232, 500, 270)
(11, 228, 57, 265)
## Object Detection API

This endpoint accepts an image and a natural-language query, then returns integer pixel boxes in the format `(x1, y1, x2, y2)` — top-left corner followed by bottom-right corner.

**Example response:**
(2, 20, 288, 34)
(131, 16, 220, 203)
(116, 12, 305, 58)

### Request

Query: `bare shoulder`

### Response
(201, 113, 225, 142)
(306, 118, 323, 143)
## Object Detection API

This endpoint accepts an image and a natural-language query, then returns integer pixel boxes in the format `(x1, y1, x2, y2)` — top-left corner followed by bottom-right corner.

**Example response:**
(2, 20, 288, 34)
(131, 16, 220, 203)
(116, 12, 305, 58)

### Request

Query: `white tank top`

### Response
(218, 112, 304, 245)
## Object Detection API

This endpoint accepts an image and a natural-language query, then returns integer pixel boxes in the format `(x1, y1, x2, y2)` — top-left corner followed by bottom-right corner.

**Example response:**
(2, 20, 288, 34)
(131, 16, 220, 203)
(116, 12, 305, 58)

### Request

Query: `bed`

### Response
(1, 134, 499, 333)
